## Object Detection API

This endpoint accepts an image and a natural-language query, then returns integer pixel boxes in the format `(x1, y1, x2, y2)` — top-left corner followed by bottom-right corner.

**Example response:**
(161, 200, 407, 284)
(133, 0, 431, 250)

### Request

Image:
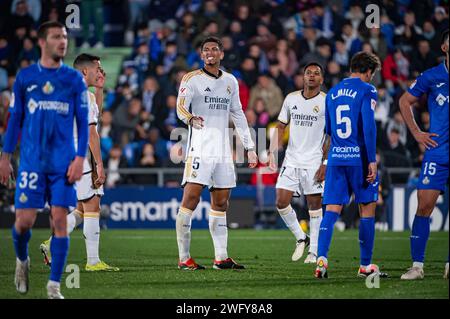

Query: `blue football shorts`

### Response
(14, 169, 77, 209)
(417, 158, 449, 193)
(323, 165, 379, 205)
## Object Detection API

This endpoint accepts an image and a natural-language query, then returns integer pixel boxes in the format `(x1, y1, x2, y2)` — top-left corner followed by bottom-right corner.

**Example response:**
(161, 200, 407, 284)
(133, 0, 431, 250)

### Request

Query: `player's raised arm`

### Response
(399, 75, 438, 149)
(177, 74, 202, 128)
(361, 86, 377, 183)
(0, 71, 25, 184)
(229, 77, 257, 167)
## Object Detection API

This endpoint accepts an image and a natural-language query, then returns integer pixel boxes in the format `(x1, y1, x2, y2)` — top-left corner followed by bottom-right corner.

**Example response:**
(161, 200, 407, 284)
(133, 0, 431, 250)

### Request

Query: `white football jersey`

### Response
(177, 68, 254, 160)
(74, 91, 100, 173)
(278, 90, 326, 169)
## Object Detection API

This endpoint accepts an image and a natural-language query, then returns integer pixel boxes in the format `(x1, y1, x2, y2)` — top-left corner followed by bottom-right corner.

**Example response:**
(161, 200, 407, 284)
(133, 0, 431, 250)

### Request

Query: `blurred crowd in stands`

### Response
(0, 0, 449, 192)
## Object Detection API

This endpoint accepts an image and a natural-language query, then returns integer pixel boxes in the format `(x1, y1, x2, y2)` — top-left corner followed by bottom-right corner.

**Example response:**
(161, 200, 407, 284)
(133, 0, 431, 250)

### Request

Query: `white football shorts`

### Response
(276, 166, 324, 195)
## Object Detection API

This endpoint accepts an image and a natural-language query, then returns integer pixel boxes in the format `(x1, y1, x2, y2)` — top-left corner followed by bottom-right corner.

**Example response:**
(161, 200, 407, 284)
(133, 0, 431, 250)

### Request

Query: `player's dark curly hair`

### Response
(350, 51, 381, 74)
(37, 21, 65, 39)
(73, 53, 101, 69)
(200, 36, 223, 51)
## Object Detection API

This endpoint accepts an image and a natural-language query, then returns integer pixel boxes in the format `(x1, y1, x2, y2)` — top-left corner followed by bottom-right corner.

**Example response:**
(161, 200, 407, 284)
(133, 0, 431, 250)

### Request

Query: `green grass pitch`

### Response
(0, 229, 448, 299)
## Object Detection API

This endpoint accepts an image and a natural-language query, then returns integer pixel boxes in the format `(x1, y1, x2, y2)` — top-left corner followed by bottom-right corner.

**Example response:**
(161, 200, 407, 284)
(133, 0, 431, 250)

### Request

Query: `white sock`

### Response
(176, 207, 192, 263)
(83, 212, 100, 265)
(209, 210, 228, 261)
(67, 210, 83, 234)
(278, 205, 306, 241)
(413, 262, 424, 269)
(309, 208, 323, 255)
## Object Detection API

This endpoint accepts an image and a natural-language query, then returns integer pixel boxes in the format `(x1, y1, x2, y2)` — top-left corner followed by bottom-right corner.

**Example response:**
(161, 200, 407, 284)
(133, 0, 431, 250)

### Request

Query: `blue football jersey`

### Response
(408, 62, 449, 165)
(3, 62, 89, 173)
(325, 77, 377, 166)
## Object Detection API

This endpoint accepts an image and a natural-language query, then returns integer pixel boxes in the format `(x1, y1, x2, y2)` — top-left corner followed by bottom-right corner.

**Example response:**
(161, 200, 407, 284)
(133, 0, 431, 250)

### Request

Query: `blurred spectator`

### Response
(105, 145, 128, 188)
(128, 0, 150, 32)
(148, 127, 169, 162)
(134, 143, 160, 184)
(81, 0, 104, 49)
(312, 1, 334, 39)
(11, 0, 41, 23)
(297, 27, 318, 60)
(228, 20, 247, 56)
(99, 110, 115, 161)
(221, 35, 240, 72)
(333, 37, 349, 70)
(382, 48, 410, 91)
(192, 20, 220, 48)
(176, 11, 198, 56)
(158, 94, 183, 140)
(186, 43, 204, 70)
(341, 20, 362, 57)
(410, 37, 439, 77)
(394, 10, 423, 54)
(363, 27, 388, 61)
(17, 37, 39, 65)
(118, 62, 139, 94)
(113, 96, 142, 145)
(239, 57, 258, 87)
(299, 38, 332, 70)
(384, 111, 408, 148)
(344, 3, 364, 30)
(249, 24, 277, 53)
(374, 85, 393, 145)
(248, 73, 284, 120)
(248, 43, 269, 74)
(259, 5, 284, 38)
(235, 4, 257, 39)
(422, 20, 441, 52)
(324, 61, 342, 90)
(251, 98, 270, 129)
(195, 0, 227, 35)
(433, 6, 449, 35)
(141, 76, 164, 116)
(133, 42, 150, 85)
(0, 36, 12, 72)
(268, 60, 292, 96)
(6, 0, 35, 40)
(267, 39, 298, 78)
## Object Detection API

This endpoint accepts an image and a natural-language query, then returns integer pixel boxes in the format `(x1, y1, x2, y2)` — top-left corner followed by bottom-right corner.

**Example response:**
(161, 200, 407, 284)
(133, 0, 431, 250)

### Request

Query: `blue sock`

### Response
(359, 217, 375, 266)
(317, 211, 339, 258)
(12, 227, 31, 262)
(49, 236, 69, 283)
(410, 216, 430, 263)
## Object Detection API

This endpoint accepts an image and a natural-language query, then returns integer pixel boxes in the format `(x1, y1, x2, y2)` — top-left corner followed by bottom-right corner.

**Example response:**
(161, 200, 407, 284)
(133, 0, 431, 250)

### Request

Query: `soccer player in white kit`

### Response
(268, 63, 329, 263)
(176, 37, 258, 270)
(40, 54, 119, 272)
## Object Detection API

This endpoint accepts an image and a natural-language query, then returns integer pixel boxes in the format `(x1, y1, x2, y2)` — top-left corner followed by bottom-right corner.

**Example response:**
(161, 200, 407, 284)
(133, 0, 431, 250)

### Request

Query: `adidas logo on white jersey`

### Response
(205, 87, 211, 92)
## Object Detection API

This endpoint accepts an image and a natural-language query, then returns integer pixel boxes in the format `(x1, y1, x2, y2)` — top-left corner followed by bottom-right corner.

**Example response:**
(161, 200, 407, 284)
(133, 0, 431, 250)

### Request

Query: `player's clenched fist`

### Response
(189, 116, 204, 129)
(67, 156, 85, 183)
(248, 150, 258, 168)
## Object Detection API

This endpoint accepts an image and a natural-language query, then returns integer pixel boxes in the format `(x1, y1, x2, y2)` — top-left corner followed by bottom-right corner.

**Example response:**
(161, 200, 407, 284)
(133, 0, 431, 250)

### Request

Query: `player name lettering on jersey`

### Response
(205, 95, 230, 110)
(330, 88, 357, 100)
